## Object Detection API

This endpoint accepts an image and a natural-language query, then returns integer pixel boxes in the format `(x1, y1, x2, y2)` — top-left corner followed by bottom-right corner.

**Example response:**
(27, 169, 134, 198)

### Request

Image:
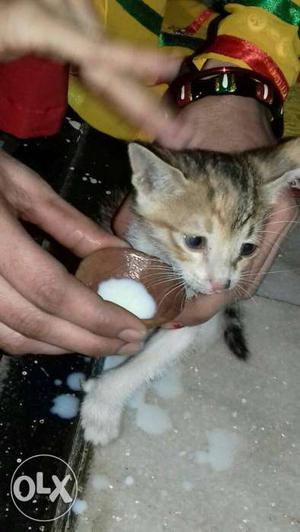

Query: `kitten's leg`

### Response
(82, 327, 196, 445)
(81, 317, 220, 445)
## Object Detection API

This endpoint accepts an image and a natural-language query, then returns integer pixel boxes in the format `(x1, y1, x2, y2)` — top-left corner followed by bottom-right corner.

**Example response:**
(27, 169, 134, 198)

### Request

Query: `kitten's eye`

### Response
(240, 243, 257, 257)
(184, 235, 206, 250)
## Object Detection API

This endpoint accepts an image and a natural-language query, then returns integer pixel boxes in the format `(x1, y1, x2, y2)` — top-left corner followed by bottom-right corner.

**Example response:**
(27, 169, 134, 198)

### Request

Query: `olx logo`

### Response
(10, 454, 78, 522)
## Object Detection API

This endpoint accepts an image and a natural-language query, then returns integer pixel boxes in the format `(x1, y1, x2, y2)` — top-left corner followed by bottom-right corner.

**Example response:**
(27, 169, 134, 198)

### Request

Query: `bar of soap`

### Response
(97, 278, 157, 319)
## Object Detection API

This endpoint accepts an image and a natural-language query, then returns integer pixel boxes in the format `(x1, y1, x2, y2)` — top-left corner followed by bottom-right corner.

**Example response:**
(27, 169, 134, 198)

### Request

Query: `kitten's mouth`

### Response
(185, 282, 230, 297)
(200, 288, 224, 295)
(206, 288, 226, 295)
(184, 283, 213, 298)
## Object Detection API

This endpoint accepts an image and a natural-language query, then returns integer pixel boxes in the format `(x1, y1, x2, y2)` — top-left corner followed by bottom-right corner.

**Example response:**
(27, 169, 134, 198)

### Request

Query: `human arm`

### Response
(162, 93, 297, 327)
(159, 0, 300, 325)
(0, 0, 183, 143)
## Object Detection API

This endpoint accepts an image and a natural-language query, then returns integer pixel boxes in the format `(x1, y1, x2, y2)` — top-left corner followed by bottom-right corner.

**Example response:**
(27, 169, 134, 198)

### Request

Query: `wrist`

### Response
(170, 58, 276, 151)
(168, 58, 279, 151)
(202, 59, 237, 70)
(182, 94, 275, 151)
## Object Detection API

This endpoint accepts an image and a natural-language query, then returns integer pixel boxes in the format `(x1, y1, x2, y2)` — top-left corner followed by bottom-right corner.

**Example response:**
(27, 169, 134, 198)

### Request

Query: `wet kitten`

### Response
(81, 138, 299, 446)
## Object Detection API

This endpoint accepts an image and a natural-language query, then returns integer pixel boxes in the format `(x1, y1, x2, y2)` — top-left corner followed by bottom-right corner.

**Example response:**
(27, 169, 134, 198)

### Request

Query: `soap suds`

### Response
(66, 372, 86, 391)
(50, 394, 79, 419)
(194, 429, 240, 471)
(98, 278, 156, 319)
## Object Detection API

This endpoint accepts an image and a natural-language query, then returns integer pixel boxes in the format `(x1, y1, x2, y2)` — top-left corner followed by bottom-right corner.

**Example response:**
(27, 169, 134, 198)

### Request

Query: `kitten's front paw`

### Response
(81, 378, 122, 446)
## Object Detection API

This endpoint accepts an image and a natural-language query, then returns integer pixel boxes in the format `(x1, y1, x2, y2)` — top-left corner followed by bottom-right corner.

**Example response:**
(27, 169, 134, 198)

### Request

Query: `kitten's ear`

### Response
(254, 137, 300, 203)
(128, 143, 185, 195)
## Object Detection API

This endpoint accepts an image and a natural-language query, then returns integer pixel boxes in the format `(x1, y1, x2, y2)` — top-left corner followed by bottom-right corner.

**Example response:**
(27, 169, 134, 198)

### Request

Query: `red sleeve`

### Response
(0, 55, 68, 139)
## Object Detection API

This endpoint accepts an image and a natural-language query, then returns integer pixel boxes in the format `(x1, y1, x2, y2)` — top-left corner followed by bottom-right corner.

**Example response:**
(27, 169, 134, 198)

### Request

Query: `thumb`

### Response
(31, 193, 129, 257)
(0, 150, 128, 257)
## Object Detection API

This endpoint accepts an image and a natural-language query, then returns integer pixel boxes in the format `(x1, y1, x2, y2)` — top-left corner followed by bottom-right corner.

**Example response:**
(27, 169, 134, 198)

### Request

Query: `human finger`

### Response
(81, 64, 178, 144)
(0, 1, 102, 62)
(0, 198, 146, 342)
(0, 150, 128, 257)
(0, 273, 129, 357)
(0, 321, 69, 356)
(41, 0, 102, 36)
(162, 291, 229, 328)
(85, 42, 183, 84)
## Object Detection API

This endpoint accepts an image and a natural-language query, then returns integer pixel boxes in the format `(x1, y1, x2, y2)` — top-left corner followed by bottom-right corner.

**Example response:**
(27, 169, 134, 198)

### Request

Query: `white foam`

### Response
(72, 499, 88, 514)
(54, 379, 62, 386)
(50, 394, 79, 419)
(194, 430, 240, 472)
(97, 278, 156, 319)
(91, 474, 111, 490)
(66, 372, 86, 391)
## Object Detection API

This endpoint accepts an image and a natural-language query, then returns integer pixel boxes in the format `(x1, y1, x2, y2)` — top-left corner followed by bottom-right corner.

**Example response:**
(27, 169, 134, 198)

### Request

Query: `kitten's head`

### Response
(128, 140, 299, 296)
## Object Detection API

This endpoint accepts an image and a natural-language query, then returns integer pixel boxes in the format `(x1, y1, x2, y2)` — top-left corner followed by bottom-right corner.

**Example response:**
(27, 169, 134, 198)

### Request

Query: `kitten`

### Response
(81, 138, 299, 446)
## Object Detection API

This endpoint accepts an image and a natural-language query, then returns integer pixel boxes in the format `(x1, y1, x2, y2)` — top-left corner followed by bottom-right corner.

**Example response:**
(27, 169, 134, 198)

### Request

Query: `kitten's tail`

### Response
(223, 304, 249, 360)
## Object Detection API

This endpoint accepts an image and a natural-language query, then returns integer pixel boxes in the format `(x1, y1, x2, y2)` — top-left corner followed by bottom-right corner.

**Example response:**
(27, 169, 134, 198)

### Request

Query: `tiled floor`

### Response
(75, 225, 300, 532)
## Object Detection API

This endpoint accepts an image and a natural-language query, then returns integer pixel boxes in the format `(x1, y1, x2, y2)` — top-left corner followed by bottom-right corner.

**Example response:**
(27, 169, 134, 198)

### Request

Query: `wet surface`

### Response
(76, 298, 300, 532)
(0, 111, 299, 531)
(0, 110, 131, 530)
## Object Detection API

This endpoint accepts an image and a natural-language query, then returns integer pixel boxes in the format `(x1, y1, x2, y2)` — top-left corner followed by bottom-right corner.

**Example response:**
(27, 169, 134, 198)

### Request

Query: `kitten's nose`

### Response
(209, 279, 231, 292)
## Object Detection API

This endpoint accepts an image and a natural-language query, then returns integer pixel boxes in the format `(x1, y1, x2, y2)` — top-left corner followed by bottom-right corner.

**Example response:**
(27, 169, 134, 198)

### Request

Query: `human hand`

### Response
(162, 94, 297, 327)
(159, 58, 297, 326)
(113, 88, 297, 328)
(0, 150, 146, 357)
(0, 0, 183, 145)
